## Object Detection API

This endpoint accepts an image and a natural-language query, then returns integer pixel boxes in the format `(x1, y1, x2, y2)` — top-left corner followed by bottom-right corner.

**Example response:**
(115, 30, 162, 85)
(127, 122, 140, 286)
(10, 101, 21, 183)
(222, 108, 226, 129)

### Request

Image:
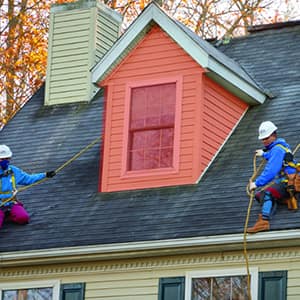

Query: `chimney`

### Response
(45, 0, 122, 106)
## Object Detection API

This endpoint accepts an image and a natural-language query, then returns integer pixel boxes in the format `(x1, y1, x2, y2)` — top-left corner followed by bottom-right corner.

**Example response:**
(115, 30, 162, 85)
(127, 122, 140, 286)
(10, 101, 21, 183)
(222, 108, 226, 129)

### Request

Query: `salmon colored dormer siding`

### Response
(99, 25, 248, 192)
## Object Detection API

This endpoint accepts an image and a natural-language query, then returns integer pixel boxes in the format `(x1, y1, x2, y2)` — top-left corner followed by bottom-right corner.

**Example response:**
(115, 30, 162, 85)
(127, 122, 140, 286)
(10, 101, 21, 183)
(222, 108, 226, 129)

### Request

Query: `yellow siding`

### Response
(1, 247, 300, 299)
(45, 9, 92, 105)
(45, 2, 122, 106)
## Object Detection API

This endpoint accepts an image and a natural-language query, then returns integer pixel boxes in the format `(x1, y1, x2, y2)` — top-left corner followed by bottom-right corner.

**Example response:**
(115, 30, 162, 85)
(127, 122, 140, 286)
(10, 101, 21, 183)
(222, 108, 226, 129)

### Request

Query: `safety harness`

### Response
(273, 144, 299, 210)
(275, 144, 300, 182)
(0, 168, 17, 208)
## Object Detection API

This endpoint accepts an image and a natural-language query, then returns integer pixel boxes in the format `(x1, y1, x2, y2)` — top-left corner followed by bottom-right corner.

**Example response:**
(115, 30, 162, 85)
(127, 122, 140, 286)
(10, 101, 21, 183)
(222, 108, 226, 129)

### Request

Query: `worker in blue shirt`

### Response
(0, 145, 56, 229)
(247, 121, 297, 233)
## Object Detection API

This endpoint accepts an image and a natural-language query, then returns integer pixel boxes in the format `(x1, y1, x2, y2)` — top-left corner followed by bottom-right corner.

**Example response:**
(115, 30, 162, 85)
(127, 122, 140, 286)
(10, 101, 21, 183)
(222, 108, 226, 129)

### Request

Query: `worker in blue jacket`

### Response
(0, 145, 56, 229)
(247, 121, 296, 233)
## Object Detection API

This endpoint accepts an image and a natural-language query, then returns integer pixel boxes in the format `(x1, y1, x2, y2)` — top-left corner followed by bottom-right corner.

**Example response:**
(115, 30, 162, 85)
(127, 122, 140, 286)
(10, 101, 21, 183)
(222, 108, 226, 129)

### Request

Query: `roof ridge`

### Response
(248, 20, 300, 33)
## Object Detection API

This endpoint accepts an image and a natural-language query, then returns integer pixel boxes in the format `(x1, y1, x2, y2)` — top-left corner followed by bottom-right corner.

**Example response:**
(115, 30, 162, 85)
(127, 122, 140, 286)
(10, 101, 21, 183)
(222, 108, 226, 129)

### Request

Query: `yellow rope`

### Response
(243, 190, 254, 300)
(243, 143, 300, 298)
(0, 137, 101, 208)
(244, 154, 265, 300)
(293, 143, 300, 156)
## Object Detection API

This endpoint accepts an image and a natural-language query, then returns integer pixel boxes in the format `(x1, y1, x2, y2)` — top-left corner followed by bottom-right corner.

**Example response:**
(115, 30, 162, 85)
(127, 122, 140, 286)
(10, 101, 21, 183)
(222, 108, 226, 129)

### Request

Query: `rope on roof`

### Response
(0, 136, 101, 208)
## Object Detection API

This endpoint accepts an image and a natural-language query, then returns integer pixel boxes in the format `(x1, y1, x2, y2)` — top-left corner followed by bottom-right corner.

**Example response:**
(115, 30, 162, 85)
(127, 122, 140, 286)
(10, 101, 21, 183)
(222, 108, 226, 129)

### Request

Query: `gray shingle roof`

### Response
(0, 23, 300, 252)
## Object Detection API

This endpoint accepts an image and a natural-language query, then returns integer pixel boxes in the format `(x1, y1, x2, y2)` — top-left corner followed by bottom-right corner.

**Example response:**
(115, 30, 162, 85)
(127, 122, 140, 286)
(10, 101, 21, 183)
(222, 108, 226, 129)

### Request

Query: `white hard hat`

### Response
(0, 145, 12, 159)
(258, 121, 278, 140)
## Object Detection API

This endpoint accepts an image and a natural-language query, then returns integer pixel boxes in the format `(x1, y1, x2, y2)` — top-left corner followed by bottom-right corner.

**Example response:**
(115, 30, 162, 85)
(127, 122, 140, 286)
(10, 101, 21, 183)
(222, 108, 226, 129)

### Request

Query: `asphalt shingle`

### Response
(0, 23, 300, 252)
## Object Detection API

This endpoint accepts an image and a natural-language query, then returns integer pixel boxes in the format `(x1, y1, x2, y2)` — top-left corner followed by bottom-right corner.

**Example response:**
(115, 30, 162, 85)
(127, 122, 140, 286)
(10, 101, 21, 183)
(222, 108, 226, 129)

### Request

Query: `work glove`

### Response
(12, 189, 18, 197)
(249, 181, 257, 191)
(46, 170, 56, 178)
(255, 149, 264, 157)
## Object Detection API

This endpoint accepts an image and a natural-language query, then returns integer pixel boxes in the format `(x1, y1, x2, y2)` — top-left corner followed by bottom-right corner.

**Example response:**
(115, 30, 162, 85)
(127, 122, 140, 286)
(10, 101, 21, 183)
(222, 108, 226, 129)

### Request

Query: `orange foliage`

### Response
(0, 0, 299, 128)
(0, 0, 76, 128)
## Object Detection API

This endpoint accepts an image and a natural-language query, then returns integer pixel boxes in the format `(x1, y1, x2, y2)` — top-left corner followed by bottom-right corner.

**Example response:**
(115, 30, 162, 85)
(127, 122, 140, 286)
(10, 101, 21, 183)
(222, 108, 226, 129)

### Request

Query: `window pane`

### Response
(160, 148, 173, 168)
(144, 149, 159, 169)
(161, 128, 174, 147)
(131, 131, 146, 150)
(192, 278, 211, 300)
(232, 276, 249, 300)
(128, 82, 176, 171)
(192, 276, 248, 300)
(145, 129, 160, 148)
(212, 277, 231, 300)
(130, 89, 146, 130)
(130, 149, 144, 170)
(3, 288, 53, 300)
(161, 83, 176, 126)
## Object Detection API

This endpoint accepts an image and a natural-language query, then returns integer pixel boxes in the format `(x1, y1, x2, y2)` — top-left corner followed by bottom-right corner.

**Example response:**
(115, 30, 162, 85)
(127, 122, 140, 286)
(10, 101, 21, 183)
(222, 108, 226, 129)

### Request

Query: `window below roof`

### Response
(121, 77, 182, 178)
(0, 280, 85, 300)
(185, 268, 258, 300)
(0, 280, 59, 300)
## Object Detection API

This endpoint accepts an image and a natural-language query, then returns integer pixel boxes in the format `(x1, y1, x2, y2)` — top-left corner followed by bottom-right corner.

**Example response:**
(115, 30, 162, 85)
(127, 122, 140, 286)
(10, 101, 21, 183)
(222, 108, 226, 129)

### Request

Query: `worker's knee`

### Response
(9, 203, 30, 224)
(263, 191, 273, 202)
(255, 190, 274, 204)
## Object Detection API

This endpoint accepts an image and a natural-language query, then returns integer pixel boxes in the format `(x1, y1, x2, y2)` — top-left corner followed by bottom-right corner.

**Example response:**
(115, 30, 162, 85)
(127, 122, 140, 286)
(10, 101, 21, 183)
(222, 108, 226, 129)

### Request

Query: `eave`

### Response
(1, 230, 300, 267)
(91, 2, 267, 105)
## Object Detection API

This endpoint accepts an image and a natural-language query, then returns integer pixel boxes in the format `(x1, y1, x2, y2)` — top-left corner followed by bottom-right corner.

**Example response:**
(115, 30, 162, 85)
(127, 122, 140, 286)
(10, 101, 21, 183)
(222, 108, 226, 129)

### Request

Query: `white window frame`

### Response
(185, 267, 258, 300)
(0, 280, 60, 300)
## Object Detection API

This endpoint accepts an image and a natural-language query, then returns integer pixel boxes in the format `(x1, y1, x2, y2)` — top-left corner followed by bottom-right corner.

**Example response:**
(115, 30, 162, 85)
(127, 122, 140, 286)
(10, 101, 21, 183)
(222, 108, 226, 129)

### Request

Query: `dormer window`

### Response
(98, 25, 248, 192)
(122, 78, 181, 177)
(127, 82, 176, 171)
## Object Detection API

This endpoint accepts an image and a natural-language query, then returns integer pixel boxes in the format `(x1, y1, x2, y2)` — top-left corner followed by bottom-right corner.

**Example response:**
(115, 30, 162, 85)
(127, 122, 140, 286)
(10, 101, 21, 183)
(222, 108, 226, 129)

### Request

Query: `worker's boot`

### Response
(247, 214, 270, 234)
(287, 196, 298, 211)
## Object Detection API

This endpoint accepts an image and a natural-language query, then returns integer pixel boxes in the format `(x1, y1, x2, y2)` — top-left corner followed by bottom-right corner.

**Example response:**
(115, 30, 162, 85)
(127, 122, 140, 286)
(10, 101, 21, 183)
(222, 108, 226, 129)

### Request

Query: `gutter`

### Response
(1, 230, 300, 267)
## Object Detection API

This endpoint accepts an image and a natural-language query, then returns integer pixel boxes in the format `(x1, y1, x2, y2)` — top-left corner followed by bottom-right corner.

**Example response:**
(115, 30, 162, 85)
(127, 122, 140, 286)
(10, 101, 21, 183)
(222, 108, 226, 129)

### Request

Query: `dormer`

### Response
(45, 0, 122, 106)
(92, 2, 267, 192)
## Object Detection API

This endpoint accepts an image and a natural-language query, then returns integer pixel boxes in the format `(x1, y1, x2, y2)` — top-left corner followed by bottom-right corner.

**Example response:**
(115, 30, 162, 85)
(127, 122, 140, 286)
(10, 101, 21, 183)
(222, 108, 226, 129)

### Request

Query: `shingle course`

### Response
(0, 24, 300, 252)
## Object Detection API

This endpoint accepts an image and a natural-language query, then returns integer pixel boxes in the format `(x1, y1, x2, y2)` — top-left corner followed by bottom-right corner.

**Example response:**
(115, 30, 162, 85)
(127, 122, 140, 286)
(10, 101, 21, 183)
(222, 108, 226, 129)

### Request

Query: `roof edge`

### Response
(91, 2, 266, 104)
(248, 20, 300, 33)
(1, 230, 300, 267)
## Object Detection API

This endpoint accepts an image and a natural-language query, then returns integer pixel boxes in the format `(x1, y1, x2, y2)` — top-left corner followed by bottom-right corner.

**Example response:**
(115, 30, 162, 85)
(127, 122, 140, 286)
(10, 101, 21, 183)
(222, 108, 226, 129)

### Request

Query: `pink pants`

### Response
(0, 202, 30, 228)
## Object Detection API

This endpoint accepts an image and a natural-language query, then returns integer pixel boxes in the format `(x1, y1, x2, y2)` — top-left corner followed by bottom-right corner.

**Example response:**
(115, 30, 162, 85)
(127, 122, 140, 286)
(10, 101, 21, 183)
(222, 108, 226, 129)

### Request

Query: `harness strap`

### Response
(275, 144, 297, 168)
(0, 169, 17, 195)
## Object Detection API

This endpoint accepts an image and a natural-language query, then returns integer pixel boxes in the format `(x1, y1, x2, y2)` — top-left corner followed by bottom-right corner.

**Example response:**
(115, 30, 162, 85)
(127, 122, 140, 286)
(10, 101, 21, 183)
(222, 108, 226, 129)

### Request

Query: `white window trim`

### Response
(185, 267, 258, 300)
(0, 280, 60, 300)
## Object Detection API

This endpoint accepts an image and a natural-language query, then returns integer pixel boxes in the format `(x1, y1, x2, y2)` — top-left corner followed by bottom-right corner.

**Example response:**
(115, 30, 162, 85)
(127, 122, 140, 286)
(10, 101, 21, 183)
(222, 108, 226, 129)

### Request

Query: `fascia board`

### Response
(207, 58, 266, 104)
(91, 4, 209, 84)
(1, 230, 300, 266)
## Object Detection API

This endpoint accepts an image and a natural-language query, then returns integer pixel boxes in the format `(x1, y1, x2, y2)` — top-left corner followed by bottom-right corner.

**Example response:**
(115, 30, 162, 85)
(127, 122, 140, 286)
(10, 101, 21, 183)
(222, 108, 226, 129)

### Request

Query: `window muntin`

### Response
(186, 269, 258, 300)
(128, 82, 176, 171)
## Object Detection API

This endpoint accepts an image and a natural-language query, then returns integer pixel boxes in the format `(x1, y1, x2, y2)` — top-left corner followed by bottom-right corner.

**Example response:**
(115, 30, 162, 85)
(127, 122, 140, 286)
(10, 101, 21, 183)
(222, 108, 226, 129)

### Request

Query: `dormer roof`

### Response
(92, 2, 267, 105)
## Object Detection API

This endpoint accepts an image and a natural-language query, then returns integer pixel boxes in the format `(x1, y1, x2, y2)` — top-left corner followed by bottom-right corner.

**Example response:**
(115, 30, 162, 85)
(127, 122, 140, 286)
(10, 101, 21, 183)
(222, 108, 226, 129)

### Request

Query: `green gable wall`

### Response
(45, 0, 122, 106)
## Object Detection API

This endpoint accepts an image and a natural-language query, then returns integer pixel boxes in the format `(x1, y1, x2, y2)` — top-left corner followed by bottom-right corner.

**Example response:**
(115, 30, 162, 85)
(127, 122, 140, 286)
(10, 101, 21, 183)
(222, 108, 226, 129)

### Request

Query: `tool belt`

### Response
(287, 167, 300, 192)
(295, 167, 300, 192)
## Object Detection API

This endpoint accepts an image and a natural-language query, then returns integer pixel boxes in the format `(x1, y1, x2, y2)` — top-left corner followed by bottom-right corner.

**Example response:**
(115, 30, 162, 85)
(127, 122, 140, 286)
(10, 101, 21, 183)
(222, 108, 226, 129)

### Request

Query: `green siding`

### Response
(45, 1, 122, 106)
(95, 9, 120, 63)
